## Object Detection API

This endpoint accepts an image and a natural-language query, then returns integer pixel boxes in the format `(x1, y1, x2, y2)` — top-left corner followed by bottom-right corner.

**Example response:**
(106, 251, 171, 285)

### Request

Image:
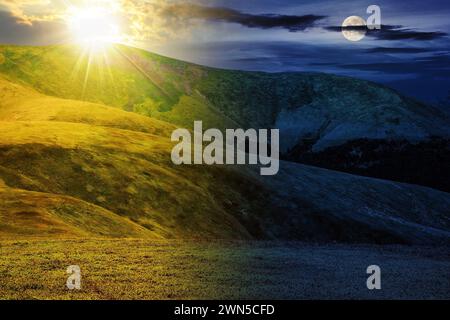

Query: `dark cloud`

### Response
(338, 54, 450, 75)
(372, 26, 447, 41)
(365, 47, 432, 53)
(325, 24, 447, 41)
(0, 10, 67, 45)
(173, 40, 379, 74)
(161, 4, 326, 31)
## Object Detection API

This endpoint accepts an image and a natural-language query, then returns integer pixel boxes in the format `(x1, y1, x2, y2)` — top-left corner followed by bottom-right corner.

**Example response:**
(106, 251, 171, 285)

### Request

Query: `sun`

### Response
(67, 6, 122, 49)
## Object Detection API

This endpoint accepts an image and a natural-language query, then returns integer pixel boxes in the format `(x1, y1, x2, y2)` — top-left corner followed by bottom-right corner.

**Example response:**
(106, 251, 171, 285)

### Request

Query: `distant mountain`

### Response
(1, 44, 449, 191)
(0, 44, 449, 244)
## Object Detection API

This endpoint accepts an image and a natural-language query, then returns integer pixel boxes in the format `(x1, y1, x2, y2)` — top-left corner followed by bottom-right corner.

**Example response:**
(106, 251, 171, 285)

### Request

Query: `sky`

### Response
(0, 0, 449, 104)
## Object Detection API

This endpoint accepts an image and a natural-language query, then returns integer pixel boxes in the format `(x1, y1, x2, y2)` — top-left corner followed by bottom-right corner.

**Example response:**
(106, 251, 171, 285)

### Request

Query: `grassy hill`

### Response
(2, 43, 448, 133)
(0, 44, 239, 130)
(0, 119, 258, 240)
(0, 186, 156, 239)
(2, 44, 449, 193)
(0, 74, 255, 239)
(0, 76, 176, 135)
(0, 44, 449, 244)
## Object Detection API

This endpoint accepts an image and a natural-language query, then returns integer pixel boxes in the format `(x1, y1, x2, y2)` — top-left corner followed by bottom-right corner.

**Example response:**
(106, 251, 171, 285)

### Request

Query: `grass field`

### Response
(1, 239, 449, 300)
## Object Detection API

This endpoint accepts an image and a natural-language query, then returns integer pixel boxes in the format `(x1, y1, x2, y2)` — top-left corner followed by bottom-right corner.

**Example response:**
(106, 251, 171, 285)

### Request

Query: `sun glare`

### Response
(68, 7, 122, 49)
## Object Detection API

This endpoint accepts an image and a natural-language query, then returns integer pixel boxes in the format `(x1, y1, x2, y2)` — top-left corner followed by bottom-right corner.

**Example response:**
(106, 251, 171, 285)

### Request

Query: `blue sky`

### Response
(1, 0, 449, 104)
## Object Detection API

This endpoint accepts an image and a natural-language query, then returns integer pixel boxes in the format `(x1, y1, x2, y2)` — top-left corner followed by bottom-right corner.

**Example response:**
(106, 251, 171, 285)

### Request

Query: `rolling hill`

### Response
(1, 44, 449, 191)
(0, 44, 449, 244)
(0, 186, 156, 239)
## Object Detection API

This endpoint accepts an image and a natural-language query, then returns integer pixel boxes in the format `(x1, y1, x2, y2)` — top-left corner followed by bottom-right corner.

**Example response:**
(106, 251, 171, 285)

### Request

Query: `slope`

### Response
(0, 93, 449, 243)
(0, 75, 176, 136)
(0, 47, 450, 243)
(1, 44, 448, 137)
(1, 119, 449, 243)
(0, 184, 157, 239)
(1, 44, 449, 191)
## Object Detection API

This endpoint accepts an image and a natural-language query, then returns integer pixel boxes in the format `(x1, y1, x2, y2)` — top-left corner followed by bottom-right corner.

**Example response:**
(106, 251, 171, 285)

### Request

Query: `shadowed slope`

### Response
(243, 162, 450, 244)
(0, 119, 449, 243)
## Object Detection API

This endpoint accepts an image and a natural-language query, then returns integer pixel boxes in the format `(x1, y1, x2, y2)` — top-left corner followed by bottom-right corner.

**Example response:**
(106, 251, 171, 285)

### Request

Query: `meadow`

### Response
(1, 239, 449, 300)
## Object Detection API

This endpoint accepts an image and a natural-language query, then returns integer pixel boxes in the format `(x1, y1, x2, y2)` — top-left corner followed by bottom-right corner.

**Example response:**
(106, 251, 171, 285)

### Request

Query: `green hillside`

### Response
(2, 43, 447, 135)
(0, 44, 449, 244)
(0, 44, 328, 129)
(0, 76, 176, 135)
(0, 44, 239, 130)
(0, 43, 416, 131)
(0, 75, 261, 239)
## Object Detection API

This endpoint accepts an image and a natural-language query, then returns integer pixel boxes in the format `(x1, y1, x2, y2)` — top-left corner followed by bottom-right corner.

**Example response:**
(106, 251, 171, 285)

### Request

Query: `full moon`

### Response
(342, 16, 367, 42)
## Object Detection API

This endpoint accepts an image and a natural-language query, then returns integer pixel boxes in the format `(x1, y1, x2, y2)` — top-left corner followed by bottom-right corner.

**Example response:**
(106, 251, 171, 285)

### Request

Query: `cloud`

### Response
(0, 0, 61, 25)
(1, 0, 447, 51)
(0, 0, 203, 43)
(338, 54, 450, 75)
(370, 26, 447, 41)
(159, 4, 326, 32)
(365, 47, 432, 53)
(0, 10, 66, 44)
(114, 2, 327, 44)
(325, 25, 448, 41)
